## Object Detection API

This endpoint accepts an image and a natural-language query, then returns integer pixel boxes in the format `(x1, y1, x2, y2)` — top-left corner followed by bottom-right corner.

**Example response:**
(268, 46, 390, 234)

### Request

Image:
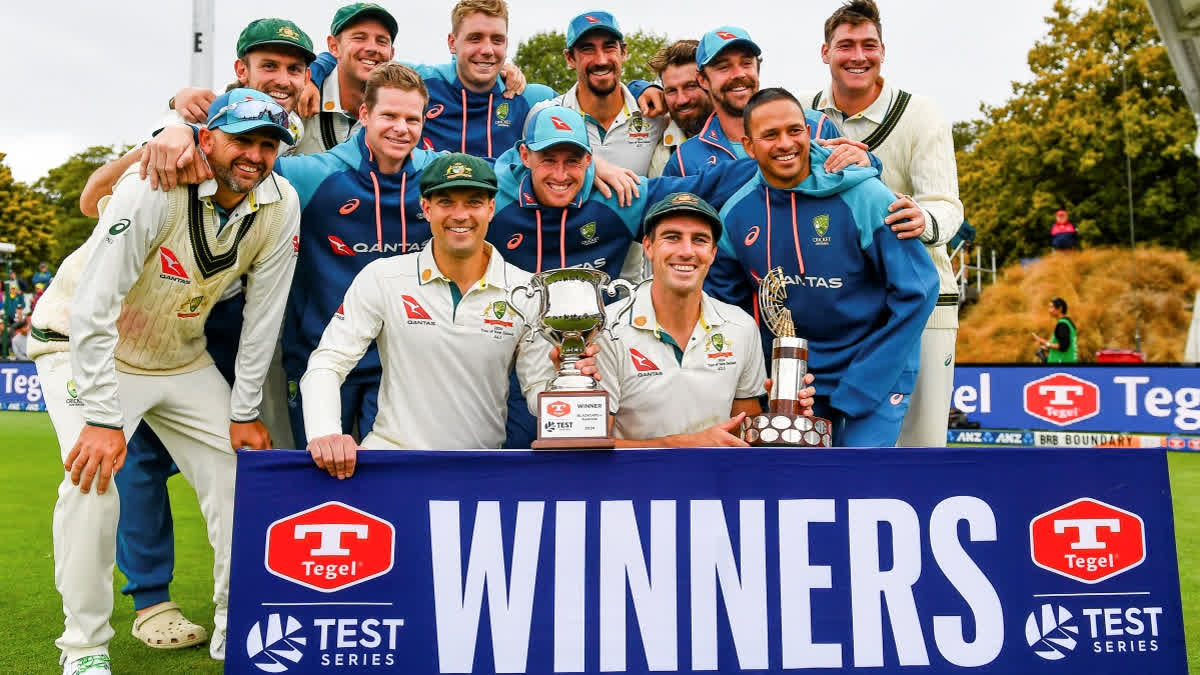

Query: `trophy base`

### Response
(742, 413, 833, 447)
(533, 390, 614, 450)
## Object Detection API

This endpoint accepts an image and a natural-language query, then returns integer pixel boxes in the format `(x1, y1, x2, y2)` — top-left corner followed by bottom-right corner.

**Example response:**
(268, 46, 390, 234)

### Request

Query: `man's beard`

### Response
(584, 67, 620, 97)
(212, 162, 263, 195)
(673, 101, 712, 138)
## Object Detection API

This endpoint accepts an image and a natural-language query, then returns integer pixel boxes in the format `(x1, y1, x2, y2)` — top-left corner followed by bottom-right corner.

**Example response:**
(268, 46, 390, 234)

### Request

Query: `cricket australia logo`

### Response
(580, 221, 599, 246)
(494, 102, 511, 128)
(812, 214, 831, 245)
(482, 300, 514, 328)
(176, 295, 204, 318)
(628, 112, 650, 140)
(705, 332, 735, 367)
(446, 162, 472, 179)
(66, 378, 83, 407)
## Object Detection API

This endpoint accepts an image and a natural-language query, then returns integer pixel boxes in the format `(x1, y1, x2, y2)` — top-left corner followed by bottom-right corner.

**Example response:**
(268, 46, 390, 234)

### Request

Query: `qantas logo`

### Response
(328, 235, 356, 256)
(716, 31, 738, 40)
(158, 247, 190, 284)
(584, 15, 600, 23)
(629, 348, 661, 374)
(706, 155, 717, 165)
(422, 137, 435, 151)
(550, 116, 572, 131)
(426, 104, 444, 119)
(709, 129, 718, 140)
(402, 295, 434, 322)
(334, 304, 345, 320)
(507, 233, 523, 249)
(522, 192, 537, 205)
(291, 235, 299, 253)
(339, 199, 360, 215)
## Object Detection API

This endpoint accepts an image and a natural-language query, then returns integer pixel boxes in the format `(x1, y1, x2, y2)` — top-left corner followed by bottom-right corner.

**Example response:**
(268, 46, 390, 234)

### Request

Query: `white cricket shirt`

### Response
(530, 83, 666, 176)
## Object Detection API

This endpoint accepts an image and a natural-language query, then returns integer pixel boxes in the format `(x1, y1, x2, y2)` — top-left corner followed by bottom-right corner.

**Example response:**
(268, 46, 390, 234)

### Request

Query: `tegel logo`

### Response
(1030, 498, 1146, 583)
(265, 501, 395, 592)
(546, 400, 571, 417)
(246, 613, 306, 672)
(1023, 372, 1100, 426)
(1025, 604, 1078, 660)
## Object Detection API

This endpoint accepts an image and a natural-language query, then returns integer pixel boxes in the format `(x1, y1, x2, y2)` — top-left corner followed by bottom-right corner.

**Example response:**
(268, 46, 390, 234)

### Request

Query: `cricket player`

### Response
(591, 192, 815, 446)
(646, 40, 712, 177)
(803, 0, 964, 447)
(30, 89, 300, 672)
(74, 18, 316, 650)
(709, 88, 937, 446)
(300, 153, 554, 473)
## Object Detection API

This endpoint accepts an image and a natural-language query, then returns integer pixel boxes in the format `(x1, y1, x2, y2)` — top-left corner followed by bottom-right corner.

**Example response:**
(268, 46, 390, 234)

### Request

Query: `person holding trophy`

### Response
(709, 88, 937, 447)
(299, 153, 587, 476)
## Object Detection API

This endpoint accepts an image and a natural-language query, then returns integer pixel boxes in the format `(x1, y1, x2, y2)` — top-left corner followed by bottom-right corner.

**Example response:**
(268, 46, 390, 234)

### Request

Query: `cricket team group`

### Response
(34, 0, 962, 671)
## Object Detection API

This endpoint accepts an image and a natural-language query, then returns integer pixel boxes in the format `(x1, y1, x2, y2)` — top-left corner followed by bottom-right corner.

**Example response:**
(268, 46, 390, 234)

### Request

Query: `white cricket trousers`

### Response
(36, 352, 236, 663)
(897, 327, 958, 447)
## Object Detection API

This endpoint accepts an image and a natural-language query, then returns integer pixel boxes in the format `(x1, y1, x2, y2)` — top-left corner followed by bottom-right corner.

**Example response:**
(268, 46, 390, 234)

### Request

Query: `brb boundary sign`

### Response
(228, 448, 1186, 674)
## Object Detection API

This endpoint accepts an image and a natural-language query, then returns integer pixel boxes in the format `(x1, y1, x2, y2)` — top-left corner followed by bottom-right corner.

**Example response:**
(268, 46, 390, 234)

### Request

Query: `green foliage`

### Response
(0, 154, 59, 277)
(514, 29, 669, 95)
(35, 145, 125, 264)
(956, 0, 1200, 265)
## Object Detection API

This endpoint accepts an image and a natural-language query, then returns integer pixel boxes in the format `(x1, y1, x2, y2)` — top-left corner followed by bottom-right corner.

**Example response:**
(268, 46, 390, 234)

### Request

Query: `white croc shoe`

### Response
(131, 601, 209, 649)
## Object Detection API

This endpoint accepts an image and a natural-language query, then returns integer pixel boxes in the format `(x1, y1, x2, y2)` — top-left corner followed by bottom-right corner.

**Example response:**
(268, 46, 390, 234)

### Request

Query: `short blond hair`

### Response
(451, 0, 509, 34)
(364, 62, 430, 110)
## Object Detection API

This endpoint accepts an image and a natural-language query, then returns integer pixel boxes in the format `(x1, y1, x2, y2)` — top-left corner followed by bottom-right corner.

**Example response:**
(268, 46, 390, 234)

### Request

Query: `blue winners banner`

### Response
(228, 449, 1186, 674)
(0, 360, 43, 411)
(953, 365, 1200, 435)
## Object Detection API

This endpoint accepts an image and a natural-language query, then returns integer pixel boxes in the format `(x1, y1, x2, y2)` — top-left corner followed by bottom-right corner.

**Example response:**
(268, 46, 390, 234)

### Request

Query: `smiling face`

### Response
(236, 47, 310, 113)
(644, 215, 716, 297)
(519, 144, 592, 208)
(661, 62, 711, 137)
(361, 87, 425, 171)
(449, 11, 508, 92)
(821, 20, 884, 97)
(423, 187, 495, 259)
(328, 18, 395, 86)
(565, 32, 626, 98)
(200, 128, 281, 206)
(698, 46, 759, 118)
(742, 98, 811, 189)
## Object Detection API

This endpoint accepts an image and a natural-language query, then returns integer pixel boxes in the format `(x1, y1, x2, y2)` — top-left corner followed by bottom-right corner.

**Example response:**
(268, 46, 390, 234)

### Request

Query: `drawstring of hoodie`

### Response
(753, 187, 806, 326)
(460, 90, 496, 157)
(534, 209, 569, 272)
(365, 139, 407, 250)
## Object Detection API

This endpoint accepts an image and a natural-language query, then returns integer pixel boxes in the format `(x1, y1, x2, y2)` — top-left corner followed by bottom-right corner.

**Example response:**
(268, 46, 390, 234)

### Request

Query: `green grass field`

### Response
(1, 410, 1197, 673)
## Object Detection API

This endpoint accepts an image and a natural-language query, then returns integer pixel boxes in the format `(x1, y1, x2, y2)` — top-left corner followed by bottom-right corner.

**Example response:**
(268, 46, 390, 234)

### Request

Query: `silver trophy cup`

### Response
(509, 268, 635, 390)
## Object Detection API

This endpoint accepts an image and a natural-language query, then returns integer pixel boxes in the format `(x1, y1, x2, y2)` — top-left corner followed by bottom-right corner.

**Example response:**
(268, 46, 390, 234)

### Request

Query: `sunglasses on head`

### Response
(210, 98, 289, 130)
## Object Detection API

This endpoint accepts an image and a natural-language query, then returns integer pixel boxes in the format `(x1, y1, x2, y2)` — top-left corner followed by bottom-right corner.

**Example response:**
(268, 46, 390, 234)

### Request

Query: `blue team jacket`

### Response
(662, 110, 881, 177)
(309, 54, 653, 159)
(710, 143, 937, 418)
(275, 129, 440, 379)
(486, 145, 758, 278)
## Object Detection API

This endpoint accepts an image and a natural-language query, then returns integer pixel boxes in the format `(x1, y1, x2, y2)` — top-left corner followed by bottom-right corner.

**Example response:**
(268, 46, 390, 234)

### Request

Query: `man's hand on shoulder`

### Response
(308, 433, 361, 480)
(66, 425, 127, 495)
(885, 193, 926, 241)
(140, 126, 211, 191)
(817, 137, 871, 173)
(173, 87, 217, 124)
(298, 81, 321, 118)
(637, 86, 666, 118)
(591, 157, 641, 207)
(500, 63, 526, 98)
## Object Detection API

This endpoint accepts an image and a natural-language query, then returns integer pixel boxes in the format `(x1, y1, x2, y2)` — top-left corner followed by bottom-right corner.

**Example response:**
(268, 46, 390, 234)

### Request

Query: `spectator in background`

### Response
(3, 283, 25, 323)
(1033, 297, 1078, 363)
(5, 270, 27, 293)
(31, 283, 46, 311)
(1050, 209, 1078, 251)
(0, 315, 7, 359)
(10, 309, 27, 360)
(31, 262, 52, 288)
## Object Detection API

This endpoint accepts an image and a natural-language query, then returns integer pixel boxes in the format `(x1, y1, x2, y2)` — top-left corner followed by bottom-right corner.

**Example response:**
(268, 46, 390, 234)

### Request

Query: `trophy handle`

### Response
(602, 278, 638, 341)
(507, 283, 539, 341)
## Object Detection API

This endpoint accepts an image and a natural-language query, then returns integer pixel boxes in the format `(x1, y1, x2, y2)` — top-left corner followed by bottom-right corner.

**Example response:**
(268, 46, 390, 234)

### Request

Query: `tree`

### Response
(35, 145, 125, 263)
(514, 30, 669, 94)
(0, 153, 59, 278)
(955, 0, 1200, 265)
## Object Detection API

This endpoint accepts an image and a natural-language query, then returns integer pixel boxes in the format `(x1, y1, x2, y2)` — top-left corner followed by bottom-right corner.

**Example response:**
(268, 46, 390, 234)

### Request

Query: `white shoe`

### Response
(209, 628, 226, 661)
(63, 655, 112, 675)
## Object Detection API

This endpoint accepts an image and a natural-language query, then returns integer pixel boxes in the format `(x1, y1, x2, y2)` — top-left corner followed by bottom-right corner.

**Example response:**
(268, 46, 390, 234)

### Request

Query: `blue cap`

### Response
(697, 26, 762, 67)
(206, 88, 294, 145)
(565, 11, 623, 49)
(523, 106, 591, 153)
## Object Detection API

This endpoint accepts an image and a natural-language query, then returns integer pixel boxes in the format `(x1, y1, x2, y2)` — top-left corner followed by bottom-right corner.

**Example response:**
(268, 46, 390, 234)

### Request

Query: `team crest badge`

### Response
(711, 334, 725, 351)
(706, 333, 734, 361)
(446, 162, 472, 179)
(277, 25, 301, 40)
(66, 379, 78, 399)
(288, 380, 299, 402)
(580, 221, 599, 245)
(176, 295, 205, 318)
(491, 301, 507, 319)
(483, 300, 514, 328)
(671, 193, 698, 205)
(813, 214, 830, 237)
(495, 102, 511, 127)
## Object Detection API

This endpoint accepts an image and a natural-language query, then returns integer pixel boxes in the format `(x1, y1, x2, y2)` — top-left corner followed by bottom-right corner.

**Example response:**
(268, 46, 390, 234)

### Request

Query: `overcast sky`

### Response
(0, 1, 1055, 183)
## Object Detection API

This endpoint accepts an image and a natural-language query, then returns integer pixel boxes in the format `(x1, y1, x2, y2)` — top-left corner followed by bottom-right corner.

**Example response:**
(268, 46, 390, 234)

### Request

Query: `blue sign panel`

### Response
(952, 365, 1199, 434)
(227, 448, 1186, 674)
(0, 360, 43, 411)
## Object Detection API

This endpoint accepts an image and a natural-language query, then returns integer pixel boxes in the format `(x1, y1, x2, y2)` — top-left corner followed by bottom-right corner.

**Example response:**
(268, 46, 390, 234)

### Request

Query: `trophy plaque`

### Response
(510, 268, 634, 449)
(742, 267, 834, 447)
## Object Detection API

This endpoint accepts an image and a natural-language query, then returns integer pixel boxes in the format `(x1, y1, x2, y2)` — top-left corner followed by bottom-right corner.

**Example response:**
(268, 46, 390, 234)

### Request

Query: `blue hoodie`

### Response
(309, 55, 654, 158)
(710, 143, 937, 418)
(486, 145, 758, 277)
(662, 110, 882, 177)
(275, 129, 441, 380)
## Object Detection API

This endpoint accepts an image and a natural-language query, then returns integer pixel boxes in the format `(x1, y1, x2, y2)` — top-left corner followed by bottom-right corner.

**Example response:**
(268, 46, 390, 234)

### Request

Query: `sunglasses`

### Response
(209, 98, 289, 130)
